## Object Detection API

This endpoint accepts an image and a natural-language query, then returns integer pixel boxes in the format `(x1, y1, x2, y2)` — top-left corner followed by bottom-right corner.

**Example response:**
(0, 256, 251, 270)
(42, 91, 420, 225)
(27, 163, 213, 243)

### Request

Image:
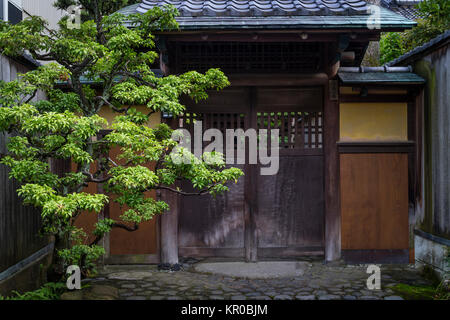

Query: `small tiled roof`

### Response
(137, 0, 370, 16)
(338, 71, 425, 84)
(118, 1, 416, 30)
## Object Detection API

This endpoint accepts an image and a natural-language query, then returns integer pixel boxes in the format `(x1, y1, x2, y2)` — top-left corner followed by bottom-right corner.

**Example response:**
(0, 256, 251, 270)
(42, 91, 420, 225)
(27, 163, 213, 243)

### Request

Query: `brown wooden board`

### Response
(178, 164, 246, 249)
(256, 156, 324, 249)
(340, 154, 409, 255)
(107, 146, 159, 260)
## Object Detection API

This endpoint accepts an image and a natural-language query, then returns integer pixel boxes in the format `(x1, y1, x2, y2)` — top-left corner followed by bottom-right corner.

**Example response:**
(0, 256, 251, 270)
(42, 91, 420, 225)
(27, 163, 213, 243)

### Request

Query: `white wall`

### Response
(22, 0, 66, 30)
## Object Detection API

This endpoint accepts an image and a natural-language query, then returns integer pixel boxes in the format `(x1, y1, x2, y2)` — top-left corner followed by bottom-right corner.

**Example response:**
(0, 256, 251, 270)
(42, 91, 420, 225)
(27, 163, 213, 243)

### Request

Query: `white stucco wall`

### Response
(22, 0, 66, 30)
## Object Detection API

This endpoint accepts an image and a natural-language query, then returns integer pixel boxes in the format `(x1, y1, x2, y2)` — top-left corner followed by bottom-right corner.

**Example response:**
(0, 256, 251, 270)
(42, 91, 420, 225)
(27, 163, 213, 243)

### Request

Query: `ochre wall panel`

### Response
(340, 103, 407, 141)
(108, 146, 158, 255)
(340, 153, 409, 250)
(98, 106, 161, 129)
(72, 161, 99, 245)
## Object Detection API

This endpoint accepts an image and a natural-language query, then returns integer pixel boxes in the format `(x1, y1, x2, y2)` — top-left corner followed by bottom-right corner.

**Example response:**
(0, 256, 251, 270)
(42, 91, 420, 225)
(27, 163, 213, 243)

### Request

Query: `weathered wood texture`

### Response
(256, 156, 324, 248)
(177, 86, 325, 258)
(0, 134, 48, 272)
(324, 82, 341, 261)
(179, 165, 246, 249)
(340, 153, 409, 251)
(0, 55, 48, 272)
(415, 43, 450, 239)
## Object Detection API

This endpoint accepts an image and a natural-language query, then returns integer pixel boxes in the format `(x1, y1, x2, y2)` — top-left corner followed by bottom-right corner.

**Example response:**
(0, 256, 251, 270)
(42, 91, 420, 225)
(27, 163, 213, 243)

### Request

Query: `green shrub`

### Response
(0, 282, 66, 300)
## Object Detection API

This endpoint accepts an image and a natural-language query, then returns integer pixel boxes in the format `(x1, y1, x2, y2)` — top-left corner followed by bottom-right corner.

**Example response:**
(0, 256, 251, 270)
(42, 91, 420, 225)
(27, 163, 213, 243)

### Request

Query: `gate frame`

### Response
(160, 73, 342, 263)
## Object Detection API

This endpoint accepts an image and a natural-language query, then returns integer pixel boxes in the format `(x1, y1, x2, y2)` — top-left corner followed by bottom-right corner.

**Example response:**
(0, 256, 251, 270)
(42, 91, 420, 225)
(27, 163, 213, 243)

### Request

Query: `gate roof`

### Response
(118, 1, 416, 31)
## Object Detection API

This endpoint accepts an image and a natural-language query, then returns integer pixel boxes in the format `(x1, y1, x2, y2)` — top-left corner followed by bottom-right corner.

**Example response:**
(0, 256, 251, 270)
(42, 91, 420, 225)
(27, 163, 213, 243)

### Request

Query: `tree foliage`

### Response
(380, 0, 450, 64)
(0, 1, 243, 276)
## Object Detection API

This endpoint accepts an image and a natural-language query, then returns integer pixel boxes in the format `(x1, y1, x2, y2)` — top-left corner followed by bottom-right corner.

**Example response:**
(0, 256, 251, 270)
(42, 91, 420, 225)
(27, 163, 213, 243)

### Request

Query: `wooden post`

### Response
(245, 87, 258, 262)
(324, 79, 341, 262)
(159, 189, 179, 265)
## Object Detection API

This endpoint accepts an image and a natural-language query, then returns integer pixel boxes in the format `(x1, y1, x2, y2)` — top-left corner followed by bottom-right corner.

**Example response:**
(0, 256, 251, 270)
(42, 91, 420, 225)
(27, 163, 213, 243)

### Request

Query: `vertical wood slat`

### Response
(315, 112, 320, 148)
(0, 55, 49, 272)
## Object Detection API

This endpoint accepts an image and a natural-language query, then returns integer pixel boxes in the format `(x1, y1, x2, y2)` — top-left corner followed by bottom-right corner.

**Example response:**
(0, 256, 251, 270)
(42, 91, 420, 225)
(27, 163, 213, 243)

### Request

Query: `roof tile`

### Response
(137, 0, 371, 16)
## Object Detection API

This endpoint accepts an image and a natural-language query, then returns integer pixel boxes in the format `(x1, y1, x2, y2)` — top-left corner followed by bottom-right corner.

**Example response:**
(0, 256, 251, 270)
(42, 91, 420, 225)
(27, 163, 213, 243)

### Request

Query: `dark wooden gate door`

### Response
(178, 86, 324, 259)
(254, 87, 324, 258)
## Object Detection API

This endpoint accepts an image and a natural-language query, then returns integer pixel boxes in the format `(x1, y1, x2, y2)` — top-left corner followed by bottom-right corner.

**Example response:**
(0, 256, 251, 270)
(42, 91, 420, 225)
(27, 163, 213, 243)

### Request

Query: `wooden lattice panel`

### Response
(171, 42, 322, 74)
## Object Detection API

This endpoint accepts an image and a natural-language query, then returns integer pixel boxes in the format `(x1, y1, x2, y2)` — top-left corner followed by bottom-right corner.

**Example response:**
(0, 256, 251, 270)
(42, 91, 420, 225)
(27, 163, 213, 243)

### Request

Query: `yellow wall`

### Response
(98, 105, 161, 129)
(340, 102, 408, 141)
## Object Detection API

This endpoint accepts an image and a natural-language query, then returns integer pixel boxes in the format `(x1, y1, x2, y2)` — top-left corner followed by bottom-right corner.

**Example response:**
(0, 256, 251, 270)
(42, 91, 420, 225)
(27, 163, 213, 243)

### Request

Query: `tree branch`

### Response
(155, 185, 213, 196)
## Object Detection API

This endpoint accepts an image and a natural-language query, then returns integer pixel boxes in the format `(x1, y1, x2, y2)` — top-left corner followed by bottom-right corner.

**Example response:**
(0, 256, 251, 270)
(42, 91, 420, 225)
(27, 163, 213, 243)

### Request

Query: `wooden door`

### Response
(177, 86, 325, 259)
(254, 87, 325, 257)
(178, 88, 250, 257)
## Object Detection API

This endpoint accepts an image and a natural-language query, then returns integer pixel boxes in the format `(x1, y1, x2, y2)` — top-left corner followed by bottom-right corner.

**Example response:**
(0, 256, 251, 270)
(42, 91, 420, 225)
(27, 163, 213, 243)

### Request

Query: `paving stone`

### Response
(120, 292, 134, 297)
(343, 295, 357, 300)
(359, 295, 379, 300)
(231, 295, 247, 300)
(149, 296, 165, 300)
(274, 295, 293, 300)
(126, 296, 146, 300)
(318, 294, 340, 300)
(295, 295, 315, 300)
(384, 296, 404, 300)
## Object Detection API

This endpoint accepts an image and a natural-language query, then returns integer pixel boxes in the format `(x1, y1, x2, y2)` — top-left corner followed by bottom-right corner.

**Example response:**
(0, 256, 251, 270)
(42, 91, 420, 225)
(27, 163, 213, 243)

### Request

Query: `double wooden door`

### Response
(178, 86, 325, 260)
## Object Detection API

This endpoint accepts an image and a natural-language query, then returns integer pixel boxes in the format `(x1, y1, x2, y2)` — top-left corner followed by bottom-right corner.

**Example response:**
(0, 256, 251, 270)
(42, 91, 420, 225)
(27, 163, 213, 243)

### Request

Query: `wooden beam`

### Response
(229, 73, 328, 87)
(158, 31, 380, 42)
(324, 80, 341, 262)
(340, 94, 413, 103)
(244, 87, 258, 262)
(337, 141, 415, 153)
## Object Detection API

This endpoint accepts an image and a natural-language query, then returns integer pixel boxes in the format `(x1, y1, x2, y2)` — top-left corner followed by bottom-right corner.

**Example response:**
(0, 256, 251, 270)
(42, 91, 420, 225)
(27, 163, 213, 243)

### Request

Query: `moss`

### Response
(391, 283, 437, 300)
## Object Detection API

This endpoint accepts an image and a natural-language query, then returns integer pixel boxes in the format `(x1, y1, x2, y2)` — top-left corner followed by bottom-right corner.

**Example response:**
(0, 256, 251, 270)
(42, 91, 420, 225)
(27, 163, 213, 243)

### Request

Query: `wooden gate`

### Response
(177, 86, 325, 259)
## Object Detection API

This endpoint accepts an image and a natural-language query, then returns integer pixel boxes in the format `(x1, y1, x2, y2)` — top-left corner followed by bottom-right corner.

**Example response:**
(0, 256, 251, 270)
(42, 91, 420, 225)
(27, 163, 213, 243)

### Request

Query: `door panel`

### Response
(256, 156, 324, 248)
(340, 153, 409, 250)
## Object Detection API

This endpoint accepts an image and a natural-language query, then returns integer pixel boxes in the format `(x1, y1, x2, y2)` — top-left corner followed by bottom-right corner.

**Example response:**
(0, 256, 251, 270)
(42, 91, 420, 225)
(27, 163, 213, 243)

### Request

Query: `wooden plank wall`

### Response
(0, 55, 48, 272)
(0, 132, 47, 272)
(340, 153, 409, 251)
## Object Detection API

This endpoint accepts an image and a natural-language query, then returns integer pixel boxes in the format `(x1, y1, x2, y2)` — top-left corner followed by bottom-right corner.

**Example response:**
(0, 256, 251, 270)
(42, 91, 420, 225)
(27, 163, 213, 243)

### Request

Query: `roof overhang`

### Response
(338, 70, 425, 85)
(119, 3, 416, 32)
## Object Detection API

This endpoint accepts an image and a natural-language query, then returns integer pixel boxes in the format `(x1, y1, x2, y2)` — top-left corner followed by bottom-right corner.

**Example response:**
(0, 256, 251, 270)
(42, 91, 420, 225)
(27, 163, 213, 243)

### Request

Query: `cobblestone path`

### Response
(81, 258, 431, 300)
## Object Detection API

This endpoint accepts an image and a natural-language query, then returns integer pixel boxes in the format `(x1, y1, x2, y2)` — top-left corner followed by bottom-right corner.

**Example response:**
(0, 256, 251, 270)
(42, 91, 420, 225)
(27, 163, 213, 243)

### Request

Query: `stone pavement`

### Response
(76, 257, 431, 300)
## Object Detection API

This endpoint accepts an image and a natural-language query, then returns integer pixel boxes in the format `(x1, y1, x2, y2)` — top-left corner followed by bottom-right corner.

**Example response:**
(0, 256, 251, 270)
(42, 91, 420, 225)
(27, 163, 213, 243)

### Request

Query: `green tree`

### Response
(0, 1, 243, 277)
(380, 0, 450, 64)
